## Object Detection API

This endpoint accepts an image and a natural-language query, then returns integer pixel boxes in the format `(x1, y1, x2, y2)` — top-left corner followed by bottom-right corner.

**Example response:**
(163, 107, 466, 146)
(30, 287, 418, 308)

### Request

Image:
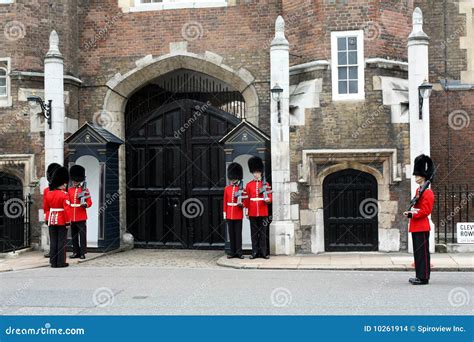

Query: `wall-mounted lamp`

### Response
(271, 84, 283, 124)
(27, 96, 52, 129)
(418, 81, 433, 120)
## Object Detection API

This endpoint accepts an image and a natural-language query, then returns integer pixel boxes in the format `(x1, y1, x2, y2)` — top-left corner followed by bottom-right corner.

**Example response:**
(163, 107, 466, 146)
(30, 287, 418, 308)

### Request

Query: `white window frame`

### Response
(0, 57, 12, 107)
(131, 0, 228, 12)
(331, 30, 365, 101)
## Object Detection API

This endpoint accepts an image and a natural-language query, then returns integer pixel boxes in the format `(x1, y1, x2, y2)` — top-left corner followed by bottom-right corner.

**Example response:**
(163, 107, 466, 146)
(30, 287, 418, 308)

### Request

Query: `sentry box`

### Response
(65, 122, 124, 252)
(219, 119, 271, 253)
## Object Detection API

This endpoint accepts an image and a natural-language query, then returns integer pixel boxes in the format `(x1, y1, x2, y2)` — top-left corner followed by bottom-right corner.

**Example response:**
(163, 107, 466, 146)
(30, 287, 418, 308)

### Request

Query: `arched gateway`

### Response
(125, 69, 244, 248)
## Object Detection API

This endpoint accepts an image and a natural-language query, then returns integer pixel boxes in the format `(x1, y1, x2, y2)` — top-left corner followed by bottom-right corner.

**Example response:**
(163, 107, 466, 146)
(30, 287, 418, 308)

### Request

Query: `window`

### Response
(0, 58, 11, 107)
(331, 30, 365, 101)
(0, 68, 6, 97)
(132, 0, 228, 11)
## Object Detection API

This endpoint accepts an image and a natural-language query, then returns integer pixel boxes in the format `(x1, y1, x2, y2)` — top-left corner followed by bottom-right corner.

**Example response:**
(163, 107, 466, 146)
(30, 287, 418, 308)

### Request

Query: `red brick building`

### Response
(0, 0, 471, 254)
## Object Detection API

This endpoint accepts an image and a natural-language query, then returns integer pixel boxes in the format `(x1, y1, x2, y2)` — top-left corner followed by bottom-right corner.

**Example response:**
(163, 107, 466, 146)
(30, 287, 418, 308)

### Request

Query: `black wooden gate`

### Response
(323, 169, 378, 251)
(0, 172, 31, 252)
(126, 99, 240, 248)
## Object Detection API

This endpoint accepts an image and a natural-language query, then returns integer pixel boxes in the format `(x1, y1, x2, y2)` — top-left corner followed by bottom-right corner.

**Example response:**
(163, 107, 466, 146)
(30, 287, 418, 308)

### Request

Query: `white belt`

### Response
(48, 208, 64, 226)
(250, 198, 264, 201)
(227, 203, 239, 206)
(70, 204, 81, 207)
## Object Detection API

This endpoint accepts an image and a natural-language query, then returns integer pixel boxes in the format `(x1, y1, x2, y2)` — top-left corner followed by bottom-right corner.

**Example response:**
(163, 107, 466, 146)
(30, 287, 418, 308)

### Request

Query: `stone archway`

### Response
(310, 162, 400, 253)
(100, 52, 259, 241)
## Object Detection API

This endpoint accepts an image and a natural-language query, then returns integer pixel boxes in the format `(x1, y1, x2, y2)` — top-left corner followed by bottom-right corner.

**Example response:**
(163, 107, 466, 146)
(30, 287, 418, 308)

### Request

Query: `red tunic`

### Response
(244, 179, 272, 217)
(43, 189, 71, 226)
(409, 187, 434, 233)
(223, 184, 245, 220)
(68, 186, 92, 222)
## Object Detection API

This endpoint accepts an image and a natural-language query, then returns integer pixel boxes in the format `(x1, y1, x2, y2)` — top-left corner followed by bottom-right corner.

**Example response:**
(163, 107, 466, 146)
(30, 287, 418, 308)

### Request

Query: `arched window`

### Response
(0, 67, 7, 97)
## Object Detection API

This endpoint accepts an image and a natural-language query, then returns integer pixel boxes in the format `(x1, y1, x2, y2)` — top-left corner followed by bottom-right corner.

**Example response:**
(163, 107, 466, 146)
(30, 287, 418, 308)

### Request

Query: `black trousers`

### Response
(227, 220, 243, 257)
(49, 226, 68, 267)
(71, 221, 87, 256)
(249, 217, 269, 257)
(412, 231, 431, 280)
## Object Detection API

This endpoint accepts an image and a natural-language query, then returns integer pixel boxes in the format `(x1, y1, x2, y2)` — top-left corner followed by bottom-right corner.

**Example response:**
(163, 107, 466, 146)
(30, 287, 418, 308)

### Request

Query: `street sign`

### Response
(456, 222, 474, 244)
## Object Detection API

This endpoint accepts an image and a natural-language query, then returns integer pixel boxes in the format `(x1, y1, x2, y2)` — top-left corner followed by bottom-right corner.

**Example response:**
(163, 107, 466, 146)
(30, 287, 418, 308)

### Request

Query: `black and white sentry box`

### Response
(219, 119, 271, 252)
(457, 222, 474, 244)
(65, 122, 124, 252)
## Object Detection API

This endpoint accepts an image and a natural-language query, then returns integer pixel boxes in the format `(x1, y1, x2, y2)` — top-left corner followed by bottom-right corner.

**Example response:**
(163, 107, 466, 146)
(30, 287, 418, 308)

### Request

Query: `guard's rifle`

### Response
(407, 165, 438, 211)
(77, 180, 91, 207)
(259, 174, 273, 201)
(234, 180, 248, 207)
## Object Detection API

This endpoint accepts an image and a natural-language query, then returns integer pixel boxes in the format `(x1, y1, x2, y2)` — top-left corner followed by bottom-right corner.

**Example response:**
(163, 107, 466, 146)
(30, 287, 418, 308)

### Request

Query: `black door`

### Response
(126, 99, 240, 248)
(0, 173, 26, 252)
(323, 169, 378, 251)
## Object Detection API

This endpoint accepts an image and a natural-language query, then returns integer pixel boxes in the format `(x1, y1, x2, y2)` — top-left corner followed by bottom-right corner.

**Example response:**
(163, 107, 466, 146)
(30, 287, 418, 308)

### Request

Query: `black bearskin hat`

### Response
(248, 156, 264, 173)
(46, 163, 61, 183)
(413, 154, 435, 180)
(50, 167, 69, 190)
(227, 162, 243, 180)
(70, 165, 86, 182)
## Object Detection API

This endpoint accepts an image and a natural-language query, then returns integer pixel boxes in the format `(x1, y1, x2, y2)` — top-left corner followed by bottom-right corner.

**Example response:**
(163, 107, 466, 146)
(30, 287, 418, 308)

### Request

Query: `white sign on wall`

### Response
(457, 223, 474, 244)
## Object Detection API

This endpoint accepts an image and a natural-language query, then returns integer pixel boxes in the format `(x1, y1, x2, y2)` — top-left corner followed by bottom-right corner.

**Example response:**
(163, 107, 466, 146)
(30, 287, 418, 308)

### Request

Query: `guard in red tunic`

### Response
(223, 162, 246, 259)
(244, 156, 272, 259)
(404, 154, 435, 285)
(43, 166, 71, 268)
(43, 162, 61, 258)
(68, 165, 92, 260)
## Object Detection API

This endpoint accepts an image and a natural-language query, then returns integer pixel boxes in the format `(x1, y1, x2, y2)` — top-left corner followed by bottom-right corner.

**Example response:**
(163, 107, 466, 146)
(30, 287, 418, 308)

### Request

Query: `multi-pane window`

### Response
(337, 36, 358, 94)
(0, 68, 7, 97)
(331, 30, 364, 101)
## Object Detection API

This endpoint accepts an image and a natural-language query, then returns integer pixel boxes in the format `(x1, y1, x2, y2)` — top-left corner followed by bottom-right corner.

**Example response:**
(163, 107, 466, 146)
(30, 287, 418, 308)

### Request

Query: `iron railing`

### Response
(433, 185, 473, 244)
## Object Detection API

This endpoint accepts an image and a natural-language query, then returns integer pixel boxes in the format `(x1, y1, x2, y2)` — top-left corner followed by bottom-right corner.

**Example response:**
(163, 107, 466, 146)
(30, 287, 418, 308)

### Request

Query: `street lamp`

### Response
(27, 96, 52, 129)
(271, 84, 283, 124)
(418, 80, 433, 120)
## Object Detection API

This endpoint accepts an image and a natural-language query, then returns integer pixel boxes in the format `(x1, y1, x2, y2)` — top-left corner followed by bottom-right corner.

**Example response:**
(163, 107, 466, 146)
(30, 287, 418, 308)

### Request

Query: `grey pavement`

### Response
(0, 257, 472, 315)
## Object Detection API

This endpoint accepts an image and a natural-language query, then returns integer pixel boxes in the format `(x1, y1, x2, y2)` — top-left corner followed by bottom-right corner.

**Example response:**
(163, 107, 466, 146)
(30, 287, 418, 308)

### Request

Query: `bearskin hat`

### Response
(227, 162, 243, 180)
(50, 167, 69, 190)
(46, 163, 61, 183)
(70, 165, 86, 182)
(413, 154, 435, 180)
(248, 156, 264, 173)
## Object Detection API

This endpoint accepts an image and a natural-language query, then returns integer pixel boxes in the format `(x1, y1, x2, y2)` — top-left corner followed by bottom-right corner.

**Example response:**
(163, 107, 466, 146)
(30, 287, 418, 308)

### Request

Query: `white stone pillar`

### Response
(407, 8, 435, 253)
(44, 30, 65, 170)
(41, 30, 65, 254)
(269, 16, 295, 255)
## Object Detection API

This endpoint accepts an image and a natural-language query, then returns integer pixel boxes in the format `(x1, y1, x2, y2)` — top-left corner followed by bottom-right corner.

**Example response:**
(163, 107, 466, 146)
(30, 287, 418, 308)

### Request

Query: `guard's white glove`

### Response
(223, 212, 226, 220)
